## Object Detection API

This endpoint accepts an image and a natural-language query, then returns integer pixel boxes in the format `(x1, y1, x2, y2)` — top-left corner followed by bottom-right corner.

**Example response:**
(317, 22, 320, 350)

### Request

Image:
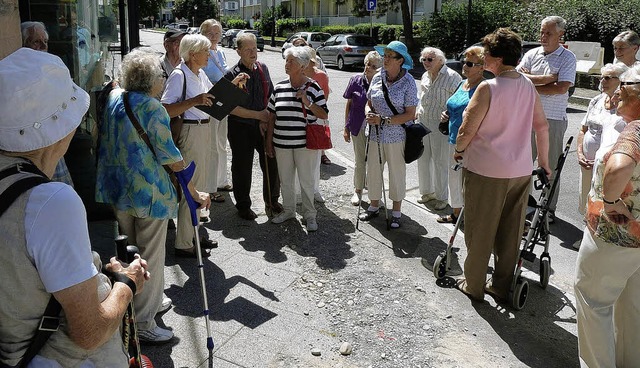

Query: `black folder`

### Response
(195, 77, 249, 120)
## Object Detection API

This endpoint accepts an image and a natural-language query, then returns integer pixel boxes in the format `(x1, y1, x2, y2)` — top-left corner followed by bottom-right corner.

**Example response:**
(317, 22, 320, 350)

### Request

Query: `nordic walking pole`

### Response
(375, 125, 390, 230)
(356, 127, 372, 230)
(174, 161, 214, 352)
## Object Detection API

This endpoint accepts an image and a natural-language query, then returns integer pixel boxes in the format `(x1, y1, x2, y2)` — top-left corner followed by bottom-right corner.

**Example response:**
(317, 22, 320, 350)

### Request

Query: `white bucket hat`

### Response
(0, 47, 90, 152)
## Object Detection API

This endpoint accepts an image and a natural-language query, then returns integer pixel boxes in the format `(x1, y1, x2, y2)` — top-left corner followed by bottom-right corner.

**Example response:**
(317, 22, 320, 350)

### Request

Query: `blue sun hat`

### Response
(374, 40, 413, 70)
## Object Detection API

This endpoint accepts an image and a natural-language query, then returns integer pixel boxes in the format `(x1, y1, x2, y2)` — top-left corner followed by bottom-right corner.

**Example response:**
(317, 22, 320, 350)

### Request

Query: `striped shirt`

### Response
(267, 78, 328, 149)
(417, 65, 462, 129)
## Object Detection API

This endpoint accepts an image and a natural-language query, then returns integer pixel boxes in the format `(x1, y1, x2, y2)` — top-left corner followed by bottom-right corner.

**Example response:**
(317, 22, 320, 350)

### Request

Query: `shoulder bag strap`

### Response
(381, 77, 411, 129)
(255, 62, 270, 108)
(0, 165, 60, 368)
(123, 92, 157, 157)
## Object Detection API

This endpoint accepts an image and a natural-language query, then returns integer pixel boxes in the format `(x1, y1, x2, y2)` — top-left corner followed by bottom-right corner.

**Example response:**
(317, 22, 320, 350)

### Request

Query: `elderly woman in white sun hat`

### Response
(0, 48, 148, 367)
(358, 41, 419, 229)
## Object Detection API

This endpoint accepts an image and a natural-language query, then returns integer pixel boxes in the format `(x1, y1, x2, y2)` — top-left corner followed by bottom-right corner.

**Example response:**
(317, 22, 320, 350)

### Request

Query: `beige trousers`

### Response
(275, 147, 317, 220)
(365, 140, 406, 203)
(352, 130, 367, 191)
(176, 123, 210, 249)
(115, 210, 168, 331)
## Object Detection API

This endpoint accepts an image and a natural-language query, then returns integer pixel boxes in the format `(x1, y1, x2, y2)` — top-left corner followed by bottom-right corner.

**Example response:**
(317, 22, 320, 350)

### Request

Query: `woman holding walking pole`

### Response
(358, 41, 419, 229)
(343, 51, 383, 206)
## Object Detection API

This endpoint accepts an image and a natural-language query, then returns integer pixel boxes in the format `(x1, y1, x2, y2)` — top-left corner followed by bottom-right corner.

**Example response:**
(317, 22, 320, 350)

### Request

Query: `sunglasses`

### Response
(462, 60, 483, 68)
(599, 76, 619, 81)
(620, 81, 640, 86)
(420, 57, 434, 63)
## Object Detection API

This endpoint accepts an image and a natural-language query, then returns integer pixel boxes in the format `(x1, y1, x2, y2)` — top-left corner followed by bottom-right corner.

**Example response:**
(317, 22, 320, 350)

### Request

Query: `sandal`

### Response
(455, 279, 484, 302)
(211, 193, 225, 203)
(217, 184, 233, 192)
(437, 214, 458, 224)
(321, 154, 332, 165)
(358, 208, 379, 221)
(390, 217, 401, 229)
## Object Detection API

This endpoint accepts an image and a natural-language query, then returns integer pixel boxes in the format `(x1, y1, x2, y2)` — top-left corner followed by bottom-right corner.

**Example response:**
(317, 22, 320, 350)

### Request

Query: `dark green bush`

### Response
(276, 18, 310, 36)
(321, 25, 356, 35)
(379, 25, 403, 44)
(353, 23, 386, 40)
(224, 17, 249, 30)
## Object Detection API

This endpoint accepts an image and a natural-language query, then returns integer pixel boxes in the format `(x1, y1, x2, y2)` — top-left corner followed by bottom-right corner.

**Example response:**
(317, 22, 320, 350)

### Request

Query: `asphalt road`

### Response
(138, 31, 587, 362)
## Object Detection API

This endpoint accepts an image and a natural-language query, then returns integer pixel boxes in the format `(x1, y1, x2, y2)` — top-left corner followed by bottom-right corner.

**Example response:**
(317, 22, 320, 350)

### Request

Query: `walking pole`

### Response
(174, 161, 214, 352)
(356, 126, 372, 230)
(114, 235, 153, 368)
(263, 135, 273, 217)
(375, 125, 390, 230)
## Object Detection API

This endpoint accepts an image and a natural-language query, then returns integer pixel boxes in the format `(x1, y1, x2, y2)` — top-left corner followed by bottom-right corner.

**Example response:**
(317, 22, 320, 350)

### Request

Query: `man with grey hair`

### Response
(21, 21, 49, 51)
(517, 15, 577, 221)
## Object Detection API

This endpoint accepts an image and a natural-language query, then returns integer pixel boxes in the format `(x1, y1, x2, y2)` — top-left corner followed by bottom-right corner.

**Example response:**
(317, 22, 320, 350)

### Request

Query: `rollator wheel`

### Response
(539, 257, 550, 289)
(511, 278, 529, 311)
(433, 254, 447, 279)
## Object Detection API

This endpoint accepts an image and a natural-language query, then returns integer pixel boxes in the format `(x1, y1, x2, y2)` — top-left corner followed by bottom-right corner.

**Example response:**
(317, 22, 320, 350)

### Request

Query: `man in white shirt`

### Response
(517, 15, 577, 220)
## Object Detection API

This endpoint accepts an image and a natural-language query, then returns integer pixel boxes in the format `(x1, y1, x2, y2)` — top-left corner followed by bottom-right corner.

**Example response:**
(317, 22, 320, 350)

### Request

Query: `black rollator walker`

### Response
(356, 124, 390, 230)
(510, 136, 573, 310)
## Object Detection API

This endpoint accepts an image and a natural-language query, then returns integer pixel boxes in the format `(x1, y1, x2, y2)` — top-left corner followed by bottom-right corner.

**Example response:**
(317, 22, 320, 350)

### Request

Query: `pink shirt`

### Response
(466, 74, 537, 178)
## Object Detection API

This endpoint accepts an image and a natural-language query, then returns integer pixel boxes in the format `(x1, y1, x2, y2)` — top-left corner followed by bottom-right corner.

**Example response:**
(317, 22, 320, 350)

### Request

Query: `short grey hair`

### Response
(364, 51, 383, 68)
(420, 46, 446, 65)
(541, 16, 566, 33)
(21, 21, 48, 45)
(179, 34, 211, 62)
(613, 30, 640, 47)
(601, 63, 628, 78)
(620, 64, 640, 83)
(236, 32, 257, 49)
(199, 19, 221, 34)
(284, 46, 311, 68)
(119, 48, 163, 93)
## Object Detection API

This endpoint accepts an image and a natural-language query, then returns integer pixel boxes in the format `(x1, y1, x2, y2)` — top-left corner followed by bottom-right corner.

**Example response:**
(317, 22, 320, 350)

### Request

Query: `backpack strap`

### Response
(0, 163, 61, 368)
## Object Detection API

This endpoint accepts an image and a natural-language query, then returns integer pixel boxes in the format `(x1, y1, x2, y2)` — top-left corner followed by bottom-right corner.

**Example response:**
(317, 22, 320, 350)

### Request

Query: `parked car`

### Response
(281, 32, 332, 57)
(221, 29, 241, 48)
(187, 27, 199, 34)
(316, 34, 376, 70)
(233, 30, 265, 51)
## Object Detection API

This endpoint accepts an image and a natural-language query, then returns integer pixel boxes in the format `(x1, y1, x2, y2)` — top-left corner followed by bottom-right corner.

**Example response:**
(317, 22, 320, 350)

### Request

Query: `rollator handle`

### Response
(533, 167, 549, 190)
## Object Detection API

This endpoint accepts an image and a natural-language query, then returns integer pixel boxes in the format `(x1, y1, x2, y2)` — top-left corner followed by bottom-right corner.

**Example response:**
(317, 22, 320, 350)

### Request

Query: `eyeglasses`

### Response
(462, 60, 483, 68)
(620, 81, 640, 86)
(420, 57, 434, 63)
(599, 76, 619, 81)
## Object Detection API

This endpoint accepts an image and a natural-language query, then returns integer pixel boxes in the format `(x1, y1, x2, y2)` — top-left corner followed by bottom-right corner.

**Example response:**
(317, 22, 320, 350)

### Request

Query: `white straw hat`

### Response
(0, 47, 90, 152)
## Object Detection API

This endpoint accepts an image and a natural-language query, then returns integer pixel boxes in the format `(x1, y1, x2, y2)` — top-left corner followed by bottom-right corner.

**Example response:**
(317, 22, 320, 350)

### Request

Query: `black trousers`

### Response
(227, 121, 280, 210)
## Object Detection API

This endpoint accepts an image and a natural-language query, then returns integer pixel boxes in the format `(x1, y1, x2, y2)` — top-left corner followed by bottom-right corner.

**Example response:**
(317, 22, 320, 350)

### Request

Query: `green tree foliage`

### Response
(255, 5, 290, 37)
(417, 0, 518, 56)
(351, 0, 415, 50)
(138, 0, 167, 19)
(275, 18, 309, 37)
(173, 0, 218, 26)
(222, 16, 249, 29)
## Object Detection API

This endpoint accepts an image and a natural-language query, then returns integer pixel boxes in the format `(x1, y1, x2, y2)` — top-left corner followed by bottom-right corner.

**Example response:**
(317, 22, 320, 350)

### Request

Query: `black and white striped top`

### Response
(267, 78, 328, 149)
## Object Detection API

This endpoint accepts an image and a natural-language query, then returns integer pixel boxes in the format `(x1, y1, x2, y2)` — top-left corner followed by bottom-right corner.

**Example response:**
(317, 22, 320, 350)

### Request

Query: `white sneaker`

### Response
(306, 218, 318, 232)
(432, 200, 449, 211)
(158, 296, 172, 314)
(314, 192, 325, 203)
(572, 240, 582, 250)
(350, 192, 362, 206)
(417, 193, 435, 204)
(271, 211, 296, 224)
(138, 326, 174, 344)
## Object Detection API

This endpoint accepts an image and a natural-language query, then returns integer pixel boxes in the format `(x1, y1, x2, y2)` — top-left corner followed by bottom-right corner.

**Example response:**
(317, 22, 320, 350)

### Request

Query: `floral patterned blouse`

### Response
(96, 89, 183, 219)
(586, 120, 640, 247)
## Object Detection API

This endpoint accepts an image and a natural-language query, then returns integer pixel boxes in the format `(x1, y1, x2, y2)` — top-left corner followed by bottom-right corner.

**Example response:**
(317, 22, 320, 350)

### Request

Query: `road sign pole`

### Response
(370, 11, 373, 38)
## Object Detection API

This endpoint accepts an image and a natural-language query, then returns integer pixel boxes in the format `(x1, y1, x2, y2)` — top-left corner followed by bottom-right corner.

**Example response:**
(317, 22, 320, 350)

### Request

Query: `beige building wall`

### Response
(0, 0, 21, 59)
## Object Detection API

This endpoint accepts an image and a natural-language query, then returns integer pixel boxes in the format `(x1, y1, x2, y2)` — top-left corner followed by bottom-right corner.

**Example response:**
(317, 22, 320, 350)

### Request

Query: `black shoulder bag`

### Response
(0, 163, 60, 368)
(380, 79, 430, 164)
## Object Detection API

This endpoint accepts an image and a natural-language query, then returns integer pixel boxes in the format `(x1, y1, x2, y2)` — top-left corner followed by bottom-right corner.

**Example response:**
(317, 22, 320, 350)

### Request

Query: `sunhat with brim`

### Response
(375, 41, 413, 70)
(0, 48, 89, 152)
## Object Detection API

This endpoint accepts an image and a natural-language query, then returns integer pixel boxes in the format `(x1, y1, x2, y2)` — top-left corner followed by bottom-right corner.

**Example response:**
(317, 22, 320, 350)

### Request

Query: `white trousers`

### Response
(352, 131, 367, 191)
(417, 131, 449, 201)
(275, 147, 317, 219)
(575, 230, 640, 367)
(365, 140, 406, 203)
(115, 210, 168, 331)
(206, 116, 229, 192)
(578, 166, 593, 216)
(448, 144, 464, 208)
(176, 123, 209, 249)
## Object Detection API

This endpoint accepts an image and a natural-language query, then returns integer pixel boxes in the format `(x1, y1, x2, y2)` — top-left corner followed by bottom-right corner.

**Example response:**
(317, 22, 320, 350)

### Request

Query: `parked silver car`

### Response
(281, 32, 332, 57)
(316, 34, 377, 70)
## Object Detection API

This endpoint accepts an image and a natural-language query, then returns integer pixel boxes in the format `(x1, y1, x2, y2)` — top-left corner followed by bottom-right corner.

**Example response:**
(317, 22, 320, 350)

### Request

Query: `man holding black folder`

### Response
(225, 32, 282, 220)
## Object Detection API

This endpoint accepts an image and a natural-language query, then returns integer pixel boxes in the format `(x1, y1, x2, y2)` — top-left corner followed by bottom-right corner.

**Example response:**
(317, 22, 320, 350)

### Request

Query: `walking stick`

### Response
(375, 125, 390, 230)
(114, 235, 153, 368)
(174, 162, 214, 352)
(356, 127, 372, 230)
(263, 134, 273, 217)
